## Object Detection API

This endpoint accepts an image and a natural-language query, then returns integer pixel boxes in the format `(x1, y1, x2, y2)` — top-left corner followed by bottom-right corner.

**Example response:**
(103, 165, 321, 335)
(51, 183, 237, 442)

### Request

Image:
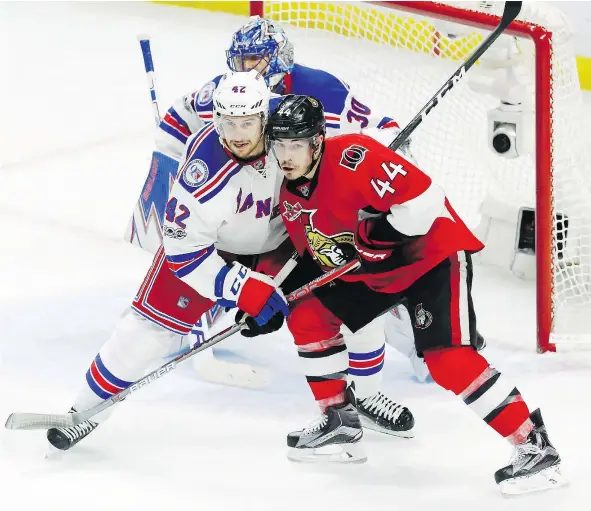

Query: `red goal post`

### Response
(249, 1, 591, 353)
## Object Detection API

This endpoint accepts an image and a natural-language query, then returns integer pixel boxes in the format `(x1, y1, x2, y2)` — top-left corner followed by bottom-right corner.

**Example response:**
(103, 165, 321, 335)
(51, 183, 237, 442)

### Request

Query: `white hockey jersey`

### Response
(156, 63, 402, 160)
(162, 123, 286, 301)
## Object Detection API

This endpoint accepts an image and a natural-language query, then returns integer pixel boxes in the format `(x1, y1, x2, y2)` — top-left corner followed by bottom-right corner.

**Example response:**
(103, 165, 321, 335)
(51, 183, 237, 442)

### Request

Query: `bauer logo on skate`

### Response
(182, 159, 209, 188)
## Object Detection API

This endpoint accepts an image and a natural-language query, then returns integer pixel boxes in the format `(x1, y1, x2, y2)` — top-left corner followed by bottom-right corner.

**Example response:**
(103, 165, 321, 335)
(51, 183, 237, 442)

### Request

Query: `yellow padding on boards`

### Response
(153, 1, 250, 16)
(577, 56, 591, 91)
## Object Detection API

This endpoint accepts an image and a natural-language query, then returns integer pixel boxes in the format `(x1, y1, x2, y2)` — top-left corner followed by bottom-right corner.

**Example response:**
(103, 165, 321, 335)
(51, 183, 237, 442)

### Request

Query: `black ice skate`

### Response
(357, 392, 415, 438)
(47, 408, 98, 451)
(495, 408, 567, 495)
(287, 386, 366, 463)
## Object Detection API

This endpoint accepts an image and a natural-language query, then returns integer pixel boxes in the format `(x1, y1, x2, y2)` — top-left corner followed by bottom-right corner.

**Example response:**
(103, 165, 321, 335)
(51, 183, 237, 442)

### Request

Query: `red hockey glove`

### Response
(355, 216, 400, 263)
(350, 214, 416, 273)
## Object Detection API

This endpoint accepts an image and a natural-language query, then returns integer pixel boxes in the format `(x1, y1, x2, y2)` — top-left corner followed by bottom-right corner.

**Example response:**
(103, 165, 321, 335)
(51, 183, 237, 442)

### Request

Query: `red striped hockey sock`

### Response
(424, 346, 533, 444)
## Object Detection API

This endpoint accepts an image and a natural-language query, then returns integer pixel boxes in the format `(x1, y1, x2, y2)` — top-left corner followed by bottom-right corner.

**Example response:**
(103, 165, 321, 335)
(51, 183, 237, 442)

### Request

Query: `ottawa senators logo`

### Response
(302, 210, 354, 268)
(414, 303, 433, 329)
(340, 145, 368, 171)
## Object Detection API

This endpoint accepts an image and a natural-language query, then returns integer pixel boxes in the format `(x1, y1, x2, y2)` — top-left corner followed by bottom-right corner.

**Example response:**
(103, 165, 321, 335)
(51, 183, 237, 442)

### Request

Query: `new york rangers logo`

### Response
(182, 159, 209, 188)
(177, 296, 191, 309)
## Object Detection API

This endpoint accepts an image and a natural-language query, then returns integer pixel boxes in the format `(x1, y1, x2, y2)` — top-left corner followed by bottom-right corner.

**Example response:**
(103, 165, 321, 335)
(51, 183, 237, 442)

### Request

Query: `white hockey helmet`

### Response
(212, 69, 271, 135)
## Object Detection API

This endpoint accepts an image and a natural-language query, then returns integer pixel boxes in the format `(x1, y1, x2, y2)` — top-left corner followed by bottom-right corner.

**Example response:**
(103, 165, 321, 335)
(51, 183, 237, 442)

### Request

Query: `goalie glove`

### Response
(214, 262, 290, 326)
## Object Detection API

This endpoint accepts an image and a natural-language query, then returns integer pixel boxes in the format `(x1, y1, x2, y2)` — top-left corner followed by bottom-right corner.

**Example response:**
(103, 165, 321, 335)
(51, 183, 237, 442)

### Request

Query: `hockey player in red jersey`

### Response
(259, 95, 565, 494)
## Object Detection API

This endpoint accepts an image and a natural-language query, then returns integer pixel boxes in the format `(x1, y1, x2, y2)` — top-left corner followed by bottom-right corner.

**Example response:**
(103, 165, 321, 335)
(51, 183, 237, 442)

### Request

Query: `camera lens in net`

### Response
(493, 133, 511, 154)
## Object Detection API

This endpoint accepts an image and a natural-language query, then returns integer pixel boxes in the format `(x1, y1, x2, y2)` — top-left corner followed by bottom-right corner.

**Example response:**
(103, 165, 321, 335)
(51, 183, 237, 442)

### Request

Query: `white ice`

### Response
(1, 3, 590, 511)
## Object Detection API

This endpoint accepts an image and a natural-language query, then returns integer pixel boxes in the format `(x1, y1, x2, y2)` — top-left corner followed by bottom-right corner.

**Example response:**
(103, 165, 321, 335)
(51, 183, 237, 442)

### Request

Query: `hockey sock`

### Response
(73, 310, 178, 420)
(344, 319, 385, 400)
(297, 334, 349, 412)
(424, 346, 533, 444)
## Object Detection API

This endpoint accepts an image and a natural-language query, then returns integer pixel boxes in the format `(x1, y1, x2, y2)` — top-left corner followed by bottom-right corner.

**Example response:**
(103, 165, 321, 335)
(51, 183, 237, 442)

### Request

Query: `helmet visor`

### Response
(218, 113, 263, 142)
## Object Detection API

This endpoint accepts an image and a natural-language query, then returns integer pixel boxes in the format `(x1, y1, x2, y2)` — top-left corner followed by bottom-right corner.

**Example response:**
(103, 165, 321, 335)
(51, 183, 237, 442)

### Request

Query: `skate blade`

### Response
(500, 465, 568, 496)
(45, 442, 68, 460)
(360, 415, 415, 438)
(287, 441, 367, 464)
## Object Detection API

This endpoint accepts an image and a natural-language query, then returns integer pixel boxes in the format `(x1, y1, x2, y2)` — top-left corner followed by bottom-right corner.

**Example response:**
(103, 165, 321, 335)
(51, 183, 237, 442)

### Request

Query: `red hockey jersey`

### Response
(279, 133, 484, 294)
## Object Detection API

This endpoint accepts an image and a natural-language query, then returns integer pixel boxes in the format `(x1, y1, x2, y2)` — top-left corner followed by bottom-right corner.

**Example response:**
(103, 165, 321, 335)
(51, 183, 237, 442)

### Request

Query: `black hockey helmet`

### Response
(266, 95, 326, 141)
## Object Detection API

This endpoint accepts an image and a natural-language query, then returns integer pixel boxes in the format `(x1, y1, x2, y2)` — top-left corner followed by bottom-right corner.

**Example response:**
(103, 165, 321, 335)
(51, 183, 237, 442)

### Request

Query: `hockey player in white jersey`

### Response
(127, 15, 424, 424)
(47, 71, 412, 451)
(47, 71, 290, 450)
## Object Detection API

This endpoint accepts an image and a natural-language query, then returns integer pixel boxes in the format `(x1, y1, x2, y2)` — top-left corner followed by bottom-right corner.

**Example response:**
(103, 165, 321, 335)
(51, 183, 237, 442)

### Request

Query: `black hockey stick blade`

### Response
(500, 2, 523, 28)
(389, 1, 522, 152)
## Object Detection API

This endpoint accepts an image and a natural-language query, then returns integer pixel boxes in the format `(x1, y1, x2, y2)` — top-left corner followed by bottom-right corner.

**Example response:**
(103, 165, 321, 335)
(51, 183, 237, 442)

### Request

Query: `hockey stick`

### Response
(388, 1, 522, 152)
(137, 35, 254, 386)
(138, 35, 161, 126)
(5, 258, 360, 431)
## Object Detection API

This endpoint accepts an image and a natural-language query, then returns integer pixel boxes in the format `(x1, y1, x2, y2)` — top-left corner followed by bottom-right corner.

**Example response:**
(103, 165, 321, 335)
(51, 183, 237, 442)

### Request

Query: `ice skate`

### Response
(357, 392, 415, 438)
(495, 409, 567, 496)
(287, 386, 366, 463)
(46, 408, 99, 451)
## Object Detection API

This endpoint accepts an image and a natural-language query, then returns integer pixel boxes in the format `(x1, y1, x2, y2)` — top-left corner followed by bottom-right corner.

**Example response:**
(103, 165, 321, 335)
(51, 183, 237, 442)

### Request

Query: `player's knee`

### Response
(107, 309, 179, 363)
(423, 346, 489, 395)
(343, 317, 385, 352)
(287, 297, 341, 346)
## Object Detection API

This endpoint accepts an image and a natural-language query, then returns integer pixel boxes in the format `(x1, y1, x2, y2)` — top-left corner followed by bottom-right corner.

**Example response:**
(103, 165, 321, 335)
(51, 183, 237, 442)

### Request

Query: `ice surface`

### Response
(1, 3, 590, 510)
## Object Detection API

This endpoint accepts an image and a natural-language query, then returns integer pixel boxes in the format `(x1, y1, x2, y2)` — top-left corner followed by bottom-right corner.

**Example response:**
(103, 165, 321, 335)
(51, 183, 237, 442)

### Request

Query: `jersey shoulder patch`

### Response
(178, 125, 242, 203)
(326, 134, 377, 174)
(194, 75, 223, 114)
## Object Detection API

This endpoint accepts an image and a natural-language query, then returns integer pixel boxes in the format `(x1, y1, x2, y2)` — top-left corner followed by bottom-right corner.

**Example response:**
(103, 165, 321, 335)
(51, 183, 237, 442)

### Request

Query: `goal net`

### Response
(252, 1, 591, 352)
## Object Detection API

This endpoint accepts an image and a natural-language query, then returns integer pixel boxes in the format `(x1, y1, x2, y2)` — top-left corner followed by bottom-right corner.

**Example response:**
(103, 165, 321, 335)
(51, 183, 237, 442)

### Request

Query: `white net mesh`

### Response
(262, 1, 591, 349)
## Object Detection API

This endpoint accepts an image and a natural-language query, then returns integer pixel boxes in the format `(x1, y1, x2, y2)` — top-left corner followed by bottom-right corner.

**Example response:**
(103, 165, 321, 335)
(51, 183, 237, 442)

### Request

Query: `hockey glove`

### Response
(214, 262, 290, 326)
(349, 214, 415, 273)
(235, 309, 285, 338)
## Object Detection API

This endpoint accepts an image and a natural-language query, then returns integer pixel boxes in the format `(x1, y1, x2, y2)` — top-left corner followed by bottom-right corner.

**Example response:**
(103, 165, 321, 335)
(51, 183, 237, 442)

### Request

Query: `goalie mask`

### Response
(213, 70, 271, 160)
(226, 16, 294, 90)
(266, 95, 326, 180)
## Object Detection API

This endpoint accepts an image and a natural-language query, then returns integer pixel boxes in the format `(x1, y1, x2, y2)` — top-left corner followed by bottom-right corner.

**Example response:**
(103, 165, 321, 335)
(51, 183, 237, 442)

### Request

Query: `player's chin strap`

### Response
(5, 256, 361, 431)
